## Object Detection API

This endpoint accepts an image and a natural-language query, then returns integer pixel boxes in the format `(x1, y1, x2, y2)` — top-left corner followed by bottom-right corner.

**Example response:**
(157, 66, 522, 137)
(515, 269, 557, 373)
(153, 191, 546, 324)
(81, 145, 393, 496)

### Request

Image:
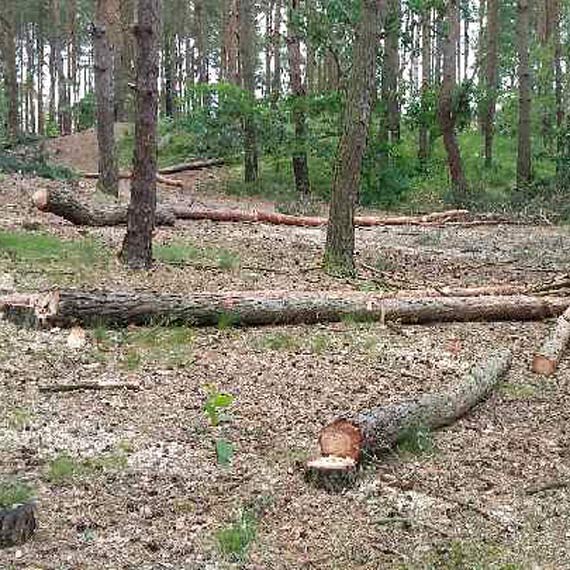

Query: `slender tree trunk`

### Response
(272, 0, 282, 102)
(324, 0, 381, 275)
(120, 0, 160, 269)
(286, 0, 310, 196)
(516, 0, 532, 188)
(264, 0, 273, 97)
(482, 0, 499, 167)
(94, 0, 119, 197)
(163, 30, 176, 117)
(240, 0, 259, 182)
(37, 30, 45, 136)
(379, 0, 400, 144)
(221, 0, 239, 84)
(115, 0, 134, 122)
(0, 7, 19, 141)
(194, 0, 209, 107)
(437, 0, 468, 203)
(418, 6, 431, 163)
(26, 25, 36, 134)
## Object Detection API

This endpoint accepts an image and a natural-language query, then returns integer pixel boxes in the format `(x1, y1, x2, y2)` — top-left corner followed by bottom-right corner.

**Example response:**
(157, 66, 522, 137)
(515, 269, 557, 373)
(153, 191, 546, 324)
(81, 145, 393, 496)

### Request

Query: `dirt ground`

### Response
(2, 139, 570, 569)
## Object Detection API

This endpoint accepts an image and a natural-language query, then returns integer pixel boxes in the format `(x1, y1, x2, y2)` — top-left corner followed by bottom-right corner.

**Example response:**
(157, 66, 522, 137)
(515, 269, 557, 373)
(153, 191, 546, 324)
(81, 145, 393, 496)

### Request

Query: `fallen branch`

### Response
(32, 188, 176, 226)
(306, 350, 511, 487)
(39, 382, 140, 393)
(158, 158, 225, 174)
(532, 307, 570, 376)
(525, 479, 570, 495)
(2, 290, 569, 329)
(82, 171, 185, 188)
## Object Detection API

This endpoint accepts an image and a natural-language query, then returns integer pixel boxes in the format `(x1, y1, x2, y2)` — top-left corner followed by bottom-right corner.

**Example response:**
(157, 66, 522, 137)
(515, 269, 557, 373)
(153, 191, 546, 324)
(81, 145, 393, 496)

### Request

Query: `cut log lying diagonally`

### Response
(306, 349, 512, 488)
(82, 171, 186, 188)
(1, 290, 569, 329)
(532, 306, 570, 376)
(32, 188, 503, 229)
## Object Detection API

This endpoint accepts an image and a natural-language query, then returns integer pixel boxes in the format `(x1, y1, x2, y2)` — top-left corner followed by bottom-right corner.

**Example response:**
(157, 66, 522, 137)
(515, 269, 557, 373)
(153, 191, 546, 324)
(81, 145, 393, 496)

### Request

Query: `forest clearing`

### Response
(3, 0, 570, 568)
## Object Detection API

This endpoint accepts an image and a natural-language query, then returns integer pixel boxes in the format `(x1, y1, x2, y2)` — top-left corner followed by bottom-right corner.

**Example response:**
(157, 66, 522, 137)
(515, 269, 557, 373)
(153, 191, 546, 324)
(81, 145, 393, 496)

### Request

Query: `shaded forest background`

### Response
(1, 0, 569, 215)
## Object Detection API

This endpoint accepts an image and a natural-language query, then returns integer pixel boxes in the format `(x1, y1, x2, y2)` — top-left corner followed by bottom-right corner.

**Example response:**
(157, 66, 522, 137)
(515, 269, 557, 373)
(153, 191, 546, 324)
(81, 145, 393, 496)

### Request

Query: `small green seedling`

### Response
(215, 439, 235, 466)
(397, 425, 435, 456)
(217, 509, 257, 562)
(204, 387, 234, 426)
(0, 480, 35, 510)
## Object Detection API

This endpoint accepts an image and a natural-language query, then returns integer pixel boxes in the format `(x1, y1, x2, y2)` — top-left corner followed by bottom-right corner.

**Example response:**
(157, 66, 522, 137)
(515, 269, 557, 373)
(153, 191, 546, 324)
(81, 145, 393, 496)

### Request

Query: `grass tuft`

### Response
(0, 479, 35, 510)
(217, 509, 258, 562)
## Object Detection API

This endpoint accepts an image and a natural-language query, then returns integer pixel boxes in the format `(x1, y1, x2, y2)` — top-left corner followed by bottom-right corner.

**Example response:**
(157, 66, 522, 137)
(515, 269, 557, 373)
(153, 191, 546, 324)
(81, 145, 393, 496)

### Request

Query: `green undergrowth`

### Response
(0, 149, 77, 181)
(154, 239, 240, 271)
(0, 479, 35, 510)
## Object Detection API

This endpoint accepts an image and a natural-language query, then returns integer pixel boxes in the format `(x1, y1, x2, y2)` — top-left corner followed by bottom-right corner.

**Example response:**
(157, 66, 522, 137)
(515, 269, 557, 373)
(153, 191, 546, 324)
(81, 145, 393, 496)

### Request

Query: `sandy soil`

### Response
(2, 139, 570, 569)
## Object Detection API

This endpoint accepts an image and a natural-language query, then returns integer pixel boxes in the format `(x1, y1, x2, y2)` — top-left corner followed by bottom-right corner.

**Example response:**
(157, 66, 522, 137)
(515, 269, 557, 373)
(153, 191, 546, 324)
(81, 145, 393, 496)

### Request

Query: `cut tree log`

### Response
(82, 171, 185, 188)
(532, 306, 570, 376)
(32, 189, 481, 229)
(0, 503, 36, 548)
(2, 290, 569, 329)
(158, 158, 225, 174)
(306, 349, 512, 487)
(39, 382, 141, 393)
(32, 188, 176, 226)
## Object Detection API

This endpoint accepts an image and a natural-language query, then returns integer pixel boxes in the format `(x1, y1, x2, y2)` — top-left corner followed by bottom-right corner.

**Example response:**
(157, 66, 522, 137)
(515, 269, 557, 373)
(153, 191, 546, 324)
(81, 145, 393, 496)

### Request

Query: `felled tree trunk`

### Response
(307, 350, 512, 487)
(0, 503, 37, 548)
(82, 171, 185, 188)
(532, 307, 570, 376)
(32, 188, 175, 226)
(3, 291, 569, 329)
(158, 158, 224, 174)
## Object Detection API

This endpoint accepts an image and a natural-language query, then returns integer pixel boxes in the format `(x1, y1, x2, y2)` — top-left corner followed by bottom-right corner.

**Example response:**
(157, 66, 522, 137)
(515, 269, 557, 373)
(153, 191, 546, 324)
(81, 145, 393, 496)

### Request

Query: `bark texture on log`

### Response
(82, 171, 185, 188)
(312, 349, 511, 472)
(532, 307, 570, 376)
(0, 503, 37, 548)
(3, 291, 569, 329)
(32, 188, 176, 226)
(158, 158, 224, 174)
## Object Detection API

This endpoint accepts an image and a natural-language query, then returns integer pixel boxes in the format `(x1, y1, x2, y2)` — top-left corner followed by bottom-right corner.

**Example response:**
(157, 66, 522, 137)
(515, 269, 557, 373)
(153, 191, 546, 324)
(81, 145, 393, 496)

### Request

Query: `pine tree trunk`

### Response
(286, 0, 310, 196)
(324, 0, 381, 275)
(240, 0, 259, 182)
(26, 25, 36, 134)
(115, 0, 134, 122)
(482, 0, 499, 167)
(272, 0, 282, 102)
(94, 0, 119, 197)
(163, 31, 176, 117)
(37, 28, 45, 136)
(380, 0, 400, 144)
(0, 6, 19, 141)
(264, 0, 273, 97)
(120, 0, 160, 269)
(516, 0, 532, 189)
(418, 7, 431, 163)
(437, 0, 468, 204)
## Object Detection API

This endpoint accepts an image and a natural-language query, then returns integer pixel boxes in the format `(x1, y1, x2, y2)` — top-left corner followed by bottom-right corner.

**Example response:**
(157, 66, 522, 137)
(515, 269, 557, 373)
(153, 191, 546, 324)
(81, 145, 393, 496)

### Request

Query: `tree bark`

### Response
(32, 188, 175, 226)
(437, 0, 468, 204)
(272, 0, 282, 102)
(0, 6, 19, 141)
(379, 0, 400, 144)
(221, 0, 240, 85)
(482, 0, 499, 167)
(418, 6, 431, 163)
(0, 503, 36, 548)
(239, 0, 259, 183)
(516, 0, 532, 189)
(324, 0, 381, 275)
(120, 0, 160, 269)
(115, 0, 135, 121)
(286, 0, 310, 196)
(94, 0, 120, 197)
(308, 350, 511, 483)
(5, 291, 569, 330)
(163, 30, 176, 117)
(37, 28, 45, 136)
(532, 307, 570, 376)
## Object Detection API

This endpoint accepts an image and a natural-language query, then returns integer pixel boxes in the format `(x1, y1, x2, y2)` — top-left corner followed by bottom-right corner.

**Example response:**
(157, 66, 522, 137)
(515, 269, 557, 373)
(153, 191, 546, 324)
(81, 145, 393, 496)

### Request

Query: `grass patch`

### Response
(217, 508, 258, 562)
(499, 382, 540, 401)
(46, 448, 130, 485)
(0, 231, 109, 278)
(259, 331, 301, 351)
(154, 240, 241, 271)
(5, 407, 33, 430)
(0, 479, 35, 509)
(397, 425, 436, 457)
(217, 311, 239, 329)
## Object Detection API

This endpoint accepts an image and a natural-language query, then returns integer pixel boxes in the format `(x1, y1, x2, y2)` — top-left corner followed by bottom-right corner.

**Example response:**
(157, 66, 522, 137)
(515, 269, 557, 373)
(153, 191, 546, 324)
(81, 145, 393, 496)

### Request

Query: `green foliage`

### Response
(0, 479, 35, 510)
(0, 150, 77, 180)
(154, 239, 241, 271)
(215, 439, 235, 466)
(203, 387, 234, 427)
(397, 425, 435, 456)
(46, 454, 84, 484)
(216, 509, 258, 562)
(217, 311, 239, 330)
(73, 92, 96, 132)
(260, 332, 301, 351)
(5, 407, 33, 430)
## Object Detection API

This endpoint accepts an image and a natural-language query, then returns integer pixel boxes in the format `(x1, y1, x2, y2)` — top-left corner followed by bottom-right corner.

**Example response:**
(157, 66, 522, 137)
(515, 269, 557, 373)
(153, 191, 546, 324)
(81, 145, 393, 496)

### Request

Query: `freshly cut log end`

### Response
(532, 355, 558, 376)
(0, 503, 37, 548)
(318, 419, 363, 461)
(532, 308, 570, 376)
(32, 189, 49, 210)
(305, 456, 358, 491)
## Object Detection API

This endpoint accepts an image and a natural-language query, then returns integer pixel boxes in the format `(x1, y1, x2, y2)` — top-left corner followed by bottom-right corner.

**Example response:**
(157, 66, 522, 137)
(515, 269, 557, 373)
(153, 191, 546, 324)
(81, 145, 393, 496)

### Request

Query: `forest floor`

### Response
(2, 134, 570, 569)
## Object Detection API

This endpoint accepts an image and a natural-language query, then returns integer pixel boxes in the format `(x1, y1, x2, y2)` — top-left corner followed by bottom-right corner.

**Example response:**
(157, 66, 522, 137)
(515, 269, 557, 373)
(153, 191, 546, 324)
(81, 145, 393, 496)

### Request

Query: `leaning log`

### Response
(306, 349, 512, 487)
(0, 503, 36, 548)
(32, 188, 176, 226)
(82, 171, 185, 188)
(532, 307, 570, 376)
(2, 290, 569, 329)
